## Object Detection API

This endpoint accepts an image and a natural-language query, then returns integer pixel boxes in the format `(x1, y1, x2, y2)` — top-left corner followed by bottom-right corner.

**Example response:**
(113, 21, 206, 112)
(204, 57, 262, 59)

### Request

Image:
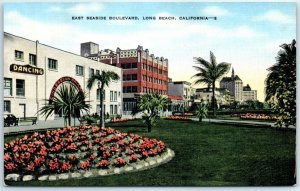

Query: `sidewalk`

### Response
(4, 118, 82, 135)
(191, 118, 296, 129)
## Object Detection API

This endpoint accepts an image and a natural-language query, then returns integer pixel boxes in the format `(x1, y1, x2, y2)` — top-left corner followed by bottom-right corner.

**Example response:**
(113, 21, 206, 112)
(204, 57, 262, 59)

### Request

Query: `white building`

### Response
(242, 84, 257, 102)
(168, 81, 195, 108)
(3, 32, 123, 120)
(195, 88, 230, 106)
(220, 68, 257, 102)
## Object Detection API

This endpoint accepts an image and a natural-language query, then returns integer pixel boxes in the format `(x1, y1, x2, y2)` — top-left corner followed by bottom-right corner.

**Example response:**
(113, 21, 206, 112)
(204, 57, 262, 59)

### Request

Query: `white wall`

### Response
(4, 33, 122, 120)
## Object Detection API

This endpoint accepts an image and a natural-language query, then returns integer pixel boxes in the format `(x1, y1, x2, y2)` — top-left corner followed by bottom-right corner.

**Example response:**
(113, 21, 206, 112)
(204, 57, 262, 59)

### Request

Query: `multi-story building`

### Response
(195, 88, 230, 106)
(220, 69, 243, 102)
(81, 43, 169, 114)
(220, 68, 257, 102)
(4, 33, 122, 120)
(168, 81, 195, 108)
(242, 84, 257, 101)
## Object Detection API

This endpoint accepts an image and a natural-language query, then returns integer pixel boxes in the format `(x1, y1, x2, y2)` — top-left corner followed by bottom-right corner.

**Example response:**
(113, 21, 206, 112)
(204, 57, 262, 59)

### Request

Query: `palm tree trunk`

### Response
(101, 91, 105, 128)
(99, 90, 103, 128)
(212, 82, 216, 117)
(68, 114, 71, 126)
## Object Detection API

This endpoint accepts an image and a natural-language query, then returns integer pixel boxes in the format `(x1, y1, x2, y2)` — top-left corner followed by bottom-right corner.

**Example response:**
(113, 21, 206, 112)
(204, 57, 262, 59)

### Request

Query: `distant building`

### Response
(220, 68, 257, 102)
(195, 88, 230, 106)
(168, 81, 195, 108)
(81, 43, 169, 114)
(242, 84, 257, 101)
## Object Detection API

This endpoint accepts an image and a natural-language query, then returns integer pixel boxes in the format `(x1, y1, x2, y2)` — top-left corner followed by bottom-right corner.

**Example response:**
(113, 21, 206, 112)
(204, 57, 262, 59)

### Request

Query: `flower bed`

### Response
(110, 118, 140, 123)
(240, 113, 277, 121)
(4, 126, 174, 182)
(163, 116, 192, 121)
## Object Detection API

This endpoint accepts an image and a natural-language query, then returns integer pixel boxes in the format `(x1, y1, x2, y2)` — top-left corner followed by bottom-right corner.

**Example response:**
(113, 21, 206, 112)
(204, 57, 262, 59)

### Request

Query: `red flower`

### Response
(98, 160, 109, 168)
(61, 162, 72, 172)
(117, 140, 125, 146)
(34, 156, 45, 167)
(54, 144, 62, 151)
(114, 157, 126, 167)
(12, 145, 19, 152)
(66, 143, 78, 151)
(80, 160, 90, 170)
(89, 154, 95, 160)
(142, 151, 149, 158)
(103, 152, 111, 159)
(4, 153, 11, 161)
(49, 158, 59, 171)
(129, 154, 138, 163)
(27, 162, 35, 172)
(5, 162, 18, 171)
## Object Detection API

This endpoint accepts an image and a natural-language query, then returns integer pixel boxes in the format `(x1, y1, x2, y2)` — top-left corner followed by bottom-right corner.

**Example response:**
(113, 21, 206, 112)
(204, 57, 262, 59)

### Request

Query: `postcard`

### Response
(2, 1, 296, 187)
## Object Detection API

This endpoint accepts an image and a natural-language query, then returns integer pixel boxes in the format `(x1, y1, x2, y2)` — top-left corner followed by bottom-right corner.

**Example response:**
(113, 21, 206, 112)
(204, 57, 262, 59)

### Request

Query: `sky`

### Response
(3, 1, 296, 101)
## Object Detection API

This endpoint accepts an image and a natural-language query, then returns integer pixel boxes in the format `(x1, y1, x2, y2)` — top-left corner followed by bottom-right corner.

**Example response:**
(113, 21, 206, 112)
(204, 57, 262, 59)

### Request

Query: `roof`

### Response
(168, 95, 184, 100)
(220, 75, 242, 82)
(196, 87, 228, 92)
(171, 81, 191, 85)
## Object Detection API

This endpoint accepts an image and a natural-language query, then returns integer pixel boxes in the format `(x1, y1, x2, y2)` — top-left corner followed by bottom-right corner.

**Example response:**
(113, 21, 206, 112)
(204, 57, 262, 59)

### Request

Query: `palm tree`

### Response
(192, 51, 231, 116)
(39, 84, 91, 126)
(265, 40, 296, 127)
(138, 93, 170, 132)
(195, 103, 208, 122)
(87, 70, 120, 128)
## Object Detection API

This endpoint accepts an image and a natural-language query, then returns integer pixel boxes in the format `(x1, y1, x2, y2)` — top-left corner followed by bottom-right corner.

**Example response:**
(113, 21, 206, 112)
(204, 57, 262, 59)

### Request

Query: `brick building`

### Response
(81, 43, 169, 114)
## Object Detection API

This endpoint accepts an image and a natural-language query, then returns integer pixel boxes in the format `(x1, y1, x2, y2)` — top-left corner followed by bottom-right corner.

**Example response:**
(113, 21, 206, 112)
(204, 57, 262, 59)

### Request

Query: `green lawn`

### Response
(4, 119, 295, 186)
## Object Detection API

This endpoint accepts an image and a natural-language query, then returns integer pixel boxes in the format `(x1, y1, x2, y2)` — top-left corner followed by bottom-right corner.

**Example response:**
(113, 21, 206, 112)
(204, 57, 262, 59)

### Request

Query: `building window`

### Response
(132, 63, 137, 68)
(132, 74, 137, 80)
(4, 78, 12, 96)
(4, 101, 11, 113)
(48, 58, 58, 70)
(114, 91, 117, 101)
(110, 91, 113, 101)
(90, 68, 94, 77)
(114, 105, 118, 115)
(132, 86, 137, 93)
(123, 102, 136, 111)
(97, 89, 100, 100)
(76, 65, 84, 76)
(15, 50, 24, 61)
(29, 54, 36, 65)
(97, 89, 105, 100)
(96, 70, 100, 75)
(16, 79, 25, 96)
(110, 105, 113, 115)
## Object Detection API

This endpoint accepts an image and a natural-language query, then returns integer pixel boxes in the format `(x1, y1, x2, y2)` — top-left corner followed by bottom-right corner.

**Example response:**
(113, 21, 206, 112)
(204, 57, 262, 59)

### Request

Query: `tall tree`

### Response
(192, 51, 231, 116)
(39, 84, 90, 126)
(138, 93, 170, 132)
(265, 40, 296, 128)
(87, 70, 120, 128)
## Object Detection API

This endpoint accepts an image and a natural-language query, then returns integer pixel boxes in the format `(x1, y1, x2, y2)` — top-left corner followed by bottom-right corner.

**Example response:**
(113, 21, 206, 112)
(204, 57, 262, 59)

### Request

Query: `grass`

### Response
(4, 119, 296, 186)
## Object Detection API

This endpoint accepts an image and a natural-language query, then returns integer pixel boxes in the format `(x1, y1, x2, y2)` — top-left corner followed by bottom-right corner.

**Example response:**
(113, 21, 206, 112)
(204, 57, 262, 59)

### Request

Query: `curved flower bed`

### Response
(4, 126, 174, 182)
(163, 116, 192, 121)
(240, 113, 277, 121)
(110, 118, 140, 123)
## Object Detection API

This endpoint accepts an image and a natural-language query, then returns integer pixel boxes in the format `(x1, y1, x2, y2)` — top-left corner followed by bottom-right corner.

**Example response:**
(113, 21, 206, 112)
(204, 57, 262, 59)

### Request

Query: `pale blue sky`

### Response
(4, 2, 296, 101)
